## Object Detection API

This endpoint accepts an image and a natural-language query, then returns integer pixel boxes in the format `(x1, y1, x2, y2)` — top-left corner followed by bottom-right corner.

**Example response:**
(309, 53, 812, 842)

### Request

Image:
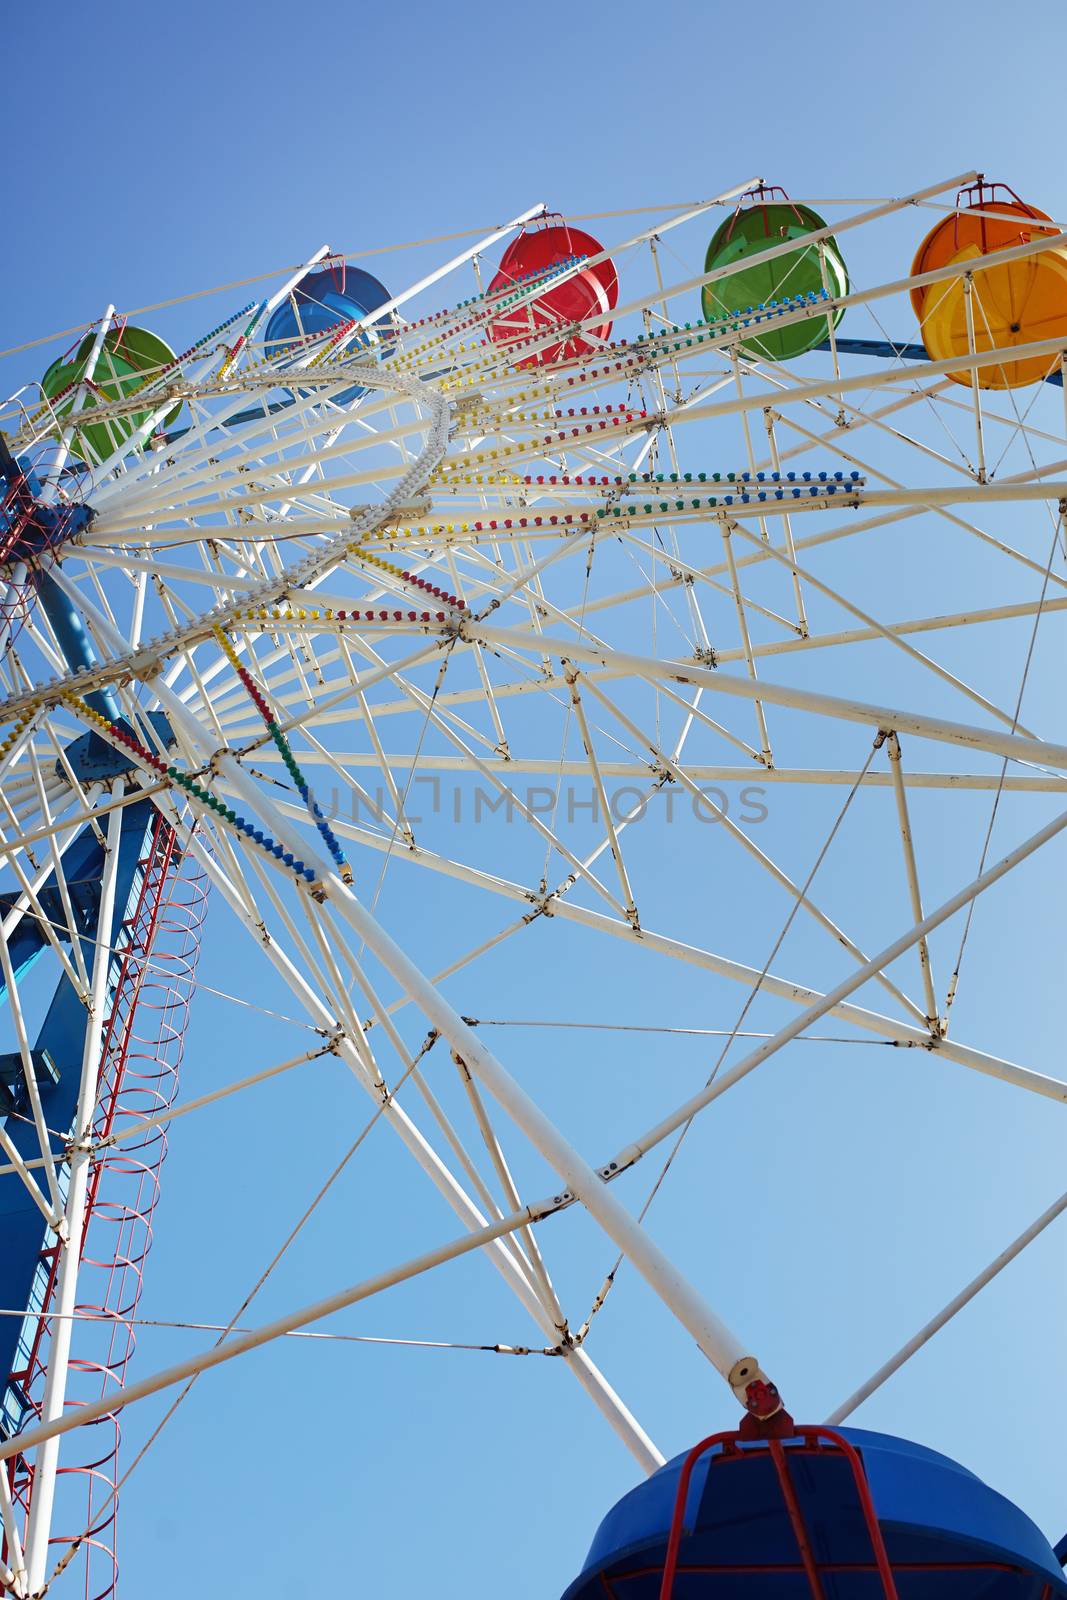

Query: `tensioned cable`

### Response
(0, 205, 716, 365)
(466, 1020, 895, 1043)
(344, 636, 461, 991)
(943, 448, 1066, 1020)
(3, 195, 1062, 369)
(160, 967, 319, 1029)
(0, 1307, 551, 1355)
(575, 735, 882, 1344)
(8, 191, 1064, 1577)
(0, 889, 320, 1032)
(38, 1031, 439, 1597)
(367, 637, 459, 915)
(538, 512, 601, 891)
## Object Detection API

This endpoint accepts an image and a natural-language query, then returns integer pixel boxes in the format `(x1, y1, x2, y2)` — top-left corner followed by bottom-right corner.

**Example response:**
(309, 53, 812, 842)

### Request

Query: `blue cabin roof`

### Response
(263, 264, 393, 404)
(562, 1427, 1067, 1598)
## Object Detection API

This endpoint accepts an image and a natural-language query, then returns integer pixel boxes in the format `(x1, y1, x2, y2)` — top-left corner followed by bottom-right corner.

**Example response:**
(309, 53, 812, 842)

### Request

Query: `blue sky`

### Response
(5, 1, 1067, 1595)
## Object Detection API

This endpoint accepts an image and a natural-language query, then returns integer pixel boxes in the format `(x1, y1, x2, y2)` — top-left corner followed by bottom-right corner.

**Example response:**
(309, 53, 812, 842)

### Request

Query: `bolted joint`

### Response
(727, 1355, 778, 1412)
(729, 1363, 796, 1441)
(728, 1355, 760, 1402)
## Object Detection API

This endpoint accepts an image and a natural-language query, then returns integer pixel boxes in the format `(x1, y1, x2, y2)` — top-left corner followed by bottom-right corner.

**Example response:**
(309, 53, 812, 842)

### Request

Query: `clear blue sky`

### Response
(5, 2, 1067, 1594)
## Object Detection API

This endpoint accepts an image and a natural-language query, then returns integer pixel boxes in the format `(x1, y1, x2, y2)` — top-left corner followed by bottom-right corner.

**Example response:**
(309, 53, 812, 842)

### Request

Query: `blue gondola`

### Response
(262, 261, 394, 403)
(562, 1425, 1067, 1598)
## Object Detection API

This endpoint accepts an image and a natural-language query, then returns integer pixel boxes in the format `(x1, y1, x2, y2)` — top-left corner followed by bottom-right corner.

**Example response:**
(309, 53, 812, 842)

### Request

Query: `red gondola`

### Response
(486, 220, 618, 368)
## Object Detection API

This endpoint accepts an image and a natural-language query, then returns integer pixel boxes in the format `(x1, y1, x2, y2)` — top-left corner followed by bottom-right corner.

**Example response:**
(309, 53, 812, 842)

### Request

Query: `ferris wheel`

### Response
(1, 168, 1067, 1599)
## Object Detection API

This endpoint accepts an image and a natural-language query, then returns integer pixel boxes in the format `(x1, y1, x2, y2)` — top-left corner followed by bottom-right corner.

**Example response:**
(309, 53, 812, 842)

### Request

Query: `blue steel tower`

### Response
(0, 439, 200, 1599)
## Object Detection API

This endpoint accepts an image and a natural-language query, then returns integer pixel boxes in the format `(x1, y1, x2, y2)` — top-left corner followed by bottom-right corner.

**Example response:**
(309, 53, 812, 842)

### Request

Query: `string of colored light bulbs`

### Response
(60, 685, 349, 891)
(221, 256, 589, 390)
(0, 705, 37, 764)
(417, 286, 833, 393)
(17, 270, 830, 455)
(424, 293, 832, 471)
(27, 302, 258, 433)
(212, 626, 354, 883)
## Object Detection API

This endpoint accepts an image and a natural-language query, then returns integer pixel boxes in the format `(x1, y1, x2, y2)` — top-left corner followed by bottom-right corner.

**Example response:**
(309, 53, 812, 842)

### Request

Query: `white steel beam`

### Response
(606, 802, 1067, 1178)
(463, 625, 1067, 772)
(22, 783, 126, 1592)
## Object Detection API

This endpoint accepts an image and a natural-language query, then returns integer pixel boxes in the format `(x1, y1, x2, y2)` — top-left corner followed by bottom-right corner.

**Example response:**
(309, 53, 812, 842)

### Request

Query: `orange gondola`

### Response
(910, 178, 1067, 389)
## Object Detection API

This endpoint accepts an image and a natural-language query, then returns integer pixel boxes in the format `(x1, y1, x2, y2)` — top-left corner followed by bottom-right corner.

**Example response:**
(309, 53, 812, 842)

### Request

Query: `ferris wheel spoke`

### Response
(314, 873, 770, 1397)
(656, 680, 765, 766)
(0, 817, 93, 1001)
(464, 537, 612, 640)
(826, 1178, 1067, 1425)
(716, 522, 773, 761)
(744, 339, 978, 481)
(310, 915, 563, 1324)
(198, 637, 446, 744)
(884, 733, 941, 1027)
(252, 747, 1066, 794)
(935, 381, 1067, 455)
(715, 590, 1067, 667)
(20, 786, 125, 1590)
(576, 669, 929, 1024)
(0, 1201, 601, 1478)
(73, 548, 265, 598)
(603, 796, 1067, 1195)
(35, 585, 1067, 1465)
(6, 172, 1067, 1587)
(467, 623, 1067, 772)
(336, 650, 508, 769)
(0, 928, 66, 1224)
(767, 402, 1067, 592)
(671, 335, 1067, 440)
(759, 374, 958, 471)
(22, 750, 91, 989)
(727, 516, 1044, 737)
(0, 1465, 26, 1597)
(152, 805, 664, 1467)
(0, 1124, 57, 1236)
(86, 387, 407, 525)
(257, 767, 978, 1090)
(618, 524, 800, 643)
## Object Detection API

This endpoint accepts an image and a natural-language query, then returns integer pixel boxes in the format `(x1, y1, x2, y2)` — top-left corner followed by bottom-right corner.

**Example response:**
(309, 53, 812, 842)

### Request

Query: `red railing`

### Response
(4, 815, 207, 1599)
(587, 1423, 1053, 1599)
(657, 1426, 896, 1600)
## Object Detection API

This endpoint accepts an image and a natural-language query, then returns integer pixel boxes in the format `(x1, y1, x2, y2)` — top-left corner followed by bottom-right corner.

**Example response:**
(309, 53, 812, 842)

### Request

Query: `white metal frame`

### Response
(1, 169, 1066, 1595)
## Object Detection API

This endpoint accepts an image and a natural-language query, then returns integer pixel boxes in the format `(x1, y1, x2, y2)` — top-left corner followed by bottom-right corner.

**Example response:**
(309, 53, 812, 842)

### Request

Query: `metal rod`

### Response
(22, 781, 126, 1590)
(0, 1203, 551, 1466)
(464, 624, 1067, 772)
(827, 1182, 1067, 1423)
(886, 734, 940, 1026)
(323, 880, 760, 1392)
(608, 801, 1067, 1175)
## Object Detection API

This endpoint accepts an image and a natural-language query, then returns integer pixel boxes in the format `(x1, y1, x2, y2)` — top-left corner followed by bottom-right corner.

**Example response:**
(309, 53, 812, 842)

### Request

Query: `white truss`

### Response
(1, 168, 1066, 1595)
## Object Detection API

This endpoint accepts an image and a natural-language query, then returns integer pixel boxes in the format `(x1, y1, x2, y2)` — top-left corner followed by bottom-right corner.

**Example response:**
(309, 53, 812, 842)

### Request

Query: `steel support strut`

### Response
(20, 789, 124, 1591)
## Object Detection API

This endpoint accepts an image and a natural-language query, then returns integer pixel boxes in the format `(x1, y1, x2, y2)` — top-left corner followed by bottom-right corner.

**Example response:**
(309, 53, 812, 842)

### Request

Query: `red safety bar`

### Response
(657, 1426, 898, 1600)
(3, 817, 207, 1600)
(723, 184, 809, 245)
(604, 1424, 1056, 1600)
(952, 177, 1050, 252)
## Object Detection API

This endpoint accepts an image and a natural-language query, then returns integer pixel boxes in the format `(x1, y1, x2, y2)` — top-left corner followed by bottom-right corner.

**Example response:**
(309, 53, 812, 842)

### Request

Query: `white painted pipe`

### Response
(0, 1203, 549, 1467)
(40, 305, 114, 498)
(464, 624, 1067, 773)
(22, 783, 125, 1591)
(323, 878, 758, 1389)
(608, 801, 1067, 1174)
(827, 1182, 1067, 1423)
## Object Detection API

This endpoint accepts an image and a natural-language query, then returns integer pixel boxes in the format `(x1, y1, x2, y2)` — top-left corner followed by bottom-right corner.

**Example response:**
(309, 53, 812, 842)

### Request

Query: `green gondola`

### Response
(40, 325, 181, 466)
(702, 189, 848, 361)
